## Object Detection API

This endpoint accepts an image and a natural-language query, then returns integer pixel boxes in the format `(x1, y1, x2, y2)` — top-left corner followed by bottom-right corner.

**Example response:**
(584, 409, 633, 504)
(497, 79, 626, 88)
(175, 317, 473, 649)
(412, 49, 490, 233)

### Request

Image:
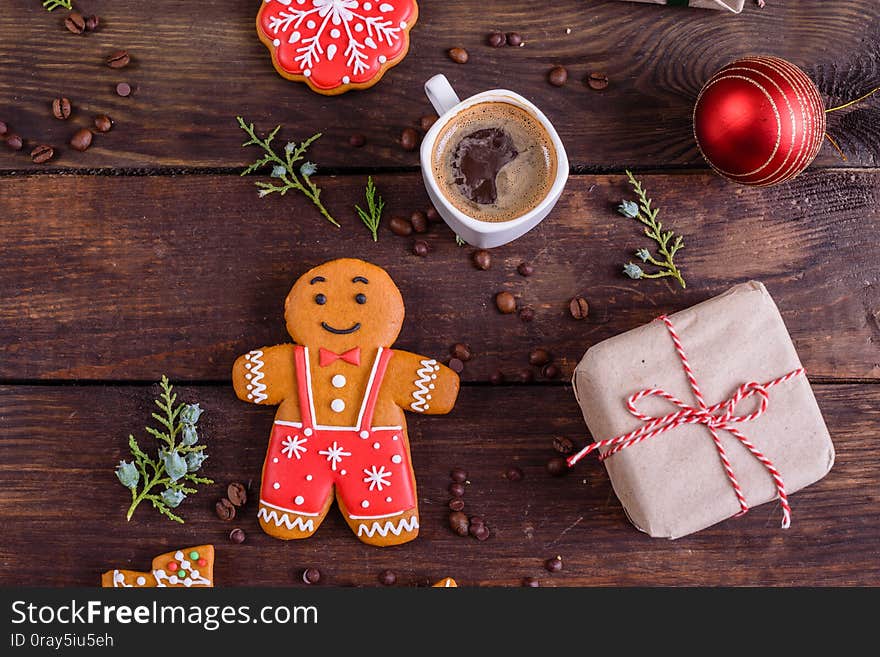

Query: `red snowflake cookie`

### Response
(256, 0, 419, 95)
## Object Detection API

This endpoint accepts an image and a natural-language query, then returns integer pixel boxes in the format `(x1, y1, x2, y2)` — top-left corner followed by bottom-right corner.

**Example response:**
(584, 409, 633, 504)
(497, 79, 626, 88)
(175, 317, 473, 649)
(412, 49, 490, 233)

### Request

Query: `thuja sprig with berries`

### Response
(42, 0, 73, 10)
(355, 176, 385, 241)
(236, 116, 339, 227)
(115, 376, 213, 523)
(618, 170, 686, 289)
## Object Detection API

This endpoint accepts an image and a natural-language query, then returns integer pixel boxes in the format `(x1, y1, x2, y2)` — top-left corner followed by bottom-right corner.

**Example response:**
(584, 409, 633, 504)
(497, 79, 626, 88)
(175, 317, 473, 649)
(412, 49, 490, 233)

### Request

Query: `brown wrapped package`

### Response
(615, 0, 745, 12)
(572, 282, 834, 539)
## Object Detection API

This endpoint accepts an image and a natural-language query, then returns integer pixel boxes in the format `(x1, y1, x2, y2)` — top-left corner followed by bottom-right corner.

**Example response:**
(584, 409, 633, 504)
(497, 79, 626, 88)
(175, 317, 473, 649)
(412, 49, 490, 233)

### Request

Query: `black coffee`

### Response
(452, 128, 519, 205)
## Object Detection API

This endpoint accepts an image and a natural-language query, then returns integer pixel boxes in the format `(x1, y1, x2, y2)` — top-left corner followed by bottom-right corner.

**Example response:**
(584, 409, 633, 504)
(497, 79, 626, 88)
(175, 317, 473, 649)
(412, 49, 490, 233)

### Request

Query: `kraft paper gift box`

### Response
(616, 0, 745, 12)
(571, 281, 834, 539)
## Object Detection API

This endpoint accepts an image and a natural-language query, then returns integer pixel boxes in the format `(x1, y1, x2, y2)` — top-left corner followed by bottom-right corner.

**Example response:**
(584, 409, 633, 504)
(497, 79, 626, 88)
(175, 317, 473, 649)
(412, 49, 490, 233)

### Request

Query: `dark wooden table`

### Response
(1, 0, 878, 587)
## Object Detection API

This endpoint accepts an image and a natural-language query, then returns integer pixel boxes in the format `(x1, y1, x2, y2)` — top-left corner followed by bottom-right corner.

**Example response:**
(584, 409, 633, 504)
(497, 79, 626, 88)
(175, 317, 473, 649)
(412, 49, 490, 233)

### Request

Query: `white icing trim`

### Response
(274, 420, 304, 427)
(356, 515, 419, 538)
(112, 570, 131, 587)
(258, 506, 316, 532)
(246, 350, 269, 403)
(260, 499, 320, 517)
(348, 510, 410, 520)
(410, 359, 437, 412)
(153, 568, 211, 588)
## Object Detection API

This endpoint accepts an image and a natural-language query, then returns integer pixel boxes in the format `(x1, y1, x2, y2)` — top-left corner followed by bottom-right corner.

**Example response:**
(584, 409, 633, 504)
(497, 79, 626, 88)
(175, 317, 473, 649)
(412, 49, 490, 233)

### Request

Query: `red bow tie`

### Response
(319, 347, 361, 367)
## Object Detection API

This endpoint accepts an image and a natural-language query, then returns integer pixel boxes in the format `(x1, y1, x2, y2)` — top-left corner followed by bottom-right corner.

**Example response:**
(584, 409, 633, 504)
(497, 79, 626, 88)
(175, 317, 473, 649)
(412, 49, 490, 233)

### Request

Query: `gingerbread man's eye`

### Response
(314, 293, 327, 305)
(355, 293, 367, 305)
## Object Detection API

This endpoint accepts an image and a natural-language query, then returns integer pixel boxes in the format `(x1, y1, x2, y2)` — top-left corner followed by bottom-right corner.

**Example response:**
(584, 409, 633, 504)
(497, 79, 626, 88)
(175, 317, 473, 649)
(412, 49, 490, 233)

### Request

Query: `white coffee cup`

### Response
(420, 74, 569, 249)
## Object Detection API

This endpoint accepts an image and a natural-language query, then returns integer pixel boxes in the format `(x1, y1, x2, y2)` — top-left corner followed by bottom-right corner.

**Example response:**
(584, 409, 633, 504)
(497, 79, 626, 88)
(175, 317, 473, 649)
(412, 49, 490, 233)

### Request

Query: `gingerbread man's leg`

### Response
(257, 498, 333, 540)
(339, 500, 420, 547)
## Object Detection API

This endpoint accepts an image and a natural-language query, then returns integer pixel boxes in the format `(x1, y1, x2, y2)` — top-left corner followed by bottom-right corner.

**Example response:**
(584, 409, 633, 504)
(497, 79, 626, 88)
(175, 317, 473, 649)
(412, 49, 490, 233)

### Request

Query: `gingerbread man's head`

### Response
(284, 259, 404, 351)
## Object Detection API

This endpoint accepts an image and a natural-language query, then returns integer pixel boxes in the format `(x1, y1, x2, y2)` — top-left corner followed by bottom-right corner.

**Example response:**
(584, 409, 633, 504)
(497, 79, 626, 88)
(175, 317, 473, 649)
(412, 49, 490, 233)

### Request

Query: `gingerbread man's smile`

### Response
(321, 321, 361, 335)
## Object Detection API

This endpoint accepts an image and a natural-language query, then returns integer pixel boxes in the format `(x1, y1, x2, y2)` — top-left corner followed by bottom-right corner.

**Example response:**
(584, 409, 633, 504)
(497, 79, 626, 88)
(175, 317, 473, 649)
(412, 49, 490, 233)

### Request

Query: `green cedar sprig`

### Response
(355, 176, 385, 241)
(236, 116, 339, 227)
(42, 0, 73, 10)
(618, 170, 686, 289)
(115, 376, 213, 523)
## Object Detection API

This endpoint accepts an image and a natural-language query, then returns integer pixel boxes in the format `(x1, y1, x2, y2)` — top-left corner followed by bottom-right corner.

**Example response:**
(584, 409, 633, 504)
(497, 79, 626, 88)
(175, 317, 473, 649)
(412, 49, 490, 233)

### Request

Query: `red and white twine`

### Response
(567, 315, 805, 529)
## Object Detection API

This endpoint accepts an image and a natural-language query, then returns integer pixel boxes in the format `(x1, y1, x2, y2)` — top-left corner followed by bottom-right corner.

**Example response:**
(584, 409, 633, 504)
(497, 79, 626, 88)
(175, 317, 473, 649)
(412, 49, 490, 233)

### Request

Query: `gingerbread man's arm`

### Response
(387, 350, 460, 415)
(232, 344, 297, 405)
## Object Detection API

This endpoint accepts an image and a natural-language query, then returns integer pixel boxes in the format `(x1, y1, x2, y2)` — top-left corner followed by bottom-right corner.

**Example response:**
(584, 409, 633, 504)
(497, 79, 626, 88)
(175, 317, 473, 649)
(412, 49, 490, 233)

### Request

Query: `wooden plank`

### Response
(0, 0, 878, 170)
(0, 383, 876, 586)
(1, 171, 879, 382)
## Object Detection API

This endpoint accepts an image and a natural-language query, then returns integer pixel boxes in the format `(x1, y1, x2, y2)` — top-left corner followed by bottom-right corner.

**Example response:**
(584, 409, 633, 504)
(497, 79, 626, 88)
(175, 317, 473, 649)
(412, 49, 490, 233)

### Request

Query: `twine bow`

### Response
(568, 315, 805, 528)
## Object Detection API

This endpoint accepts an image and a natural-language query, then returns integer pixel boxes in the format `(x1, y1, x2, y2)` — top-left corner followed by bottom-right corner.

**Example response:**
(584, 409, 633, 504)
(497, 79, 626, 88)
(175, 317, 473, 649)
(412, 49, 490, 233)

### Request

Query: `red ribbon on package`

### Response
(567, 315, 805, 528)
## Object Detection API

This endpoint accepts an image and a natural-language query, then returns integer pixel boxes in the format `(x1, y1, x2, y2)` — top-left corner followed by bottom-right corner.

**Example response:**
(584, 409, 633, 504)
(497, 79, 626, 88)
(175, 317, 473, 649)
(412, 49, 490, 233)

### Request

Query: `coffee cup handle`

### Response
(424, 75, 461, 116)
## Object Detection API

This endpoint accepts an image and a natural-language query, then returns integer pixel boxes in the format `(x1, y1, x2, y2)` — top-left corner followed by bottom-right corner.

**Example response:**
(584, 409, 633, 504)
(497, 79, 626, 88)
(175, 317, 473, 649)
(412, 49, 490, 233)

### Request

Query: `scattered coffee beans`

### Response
(389, 216, 413, 236)
(426, 206, 441, 222)
(228, 528, 246, 544)
(69, 128, 93, 152)
(412, 239, 429, 257)
(215, 497, 236, 521)
(85, 15, 100, 32)
(505, 466, 524, 481)
(448, 357, 464, 373)
(410, 210, 428, 233)
(522, 576, 540, 587)
(449, 511, 469, 536)
(302, 567, 321, 584)
(450, 344, 472, 362)
(517, 262, 534, 277)
(518, 369, 534, 383)
(106, 50, 131, 69)
(5, 133, 23, 151)
(0, 121, 7, 136)
(519, 307, 535, 322)
(450, 467, 468, 482)
(506, 32, 523, 47)
(30, 144, 54, 164)
(495, 291, 516, 314)
(448, 497, 465, 512)
(94, 114, 114, 133)
(115, 82, 132, 97)
(420, 115, 438, 131)
(548, 65, 568, 87)
(227, 482, 247, 507)
(378, 570, 397, 586)
(449, 481, 465, 497)
(542, 363, 561, 379)
(472, 249, 492, 270)
(469, 519, 489, 540)
(447, 47, 469, 64)
(587, 71, 609, 90)
(400, 127, 418, 151)
(552, 436, 575, 455)
(52, 97, 72, 120)
(489, 371, 505, 385)
(569, 296, 589, 319)
(64, 11, 86, 34)
(528, 347, 552, 367)
(348, 133, 366, 147)
(546, 456, 568, 477)
(488, 32, 506, 47)
(545, 556, 564, 573)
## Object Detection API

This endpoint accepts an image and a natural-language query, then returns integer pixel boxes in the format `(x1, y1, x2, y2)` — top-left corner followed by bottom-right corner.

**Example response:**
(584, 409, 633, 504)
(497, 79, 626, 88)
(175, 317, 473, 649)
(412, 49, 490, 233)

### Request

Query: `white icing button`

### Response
(392, 435, 399, 441)
(247, 394, 253, 400)
(340, 469, 347, 475)
(391, 454, 402, 464)
(426, 394, 432, 400)
(331, 28, 341, 38)
(246, 384, 253, 390)
(191, 570, 199, 578)
(342, 75, 351, 84)
(175, 551, 184, 561)
(307, 19, 316, 29)
(273, 38, 281, 47)
(184, 578, 193, 587)
(434, 365, 440, 371)
(431, 374, 437, 380)
(385, 496, 392, 503)
(273, 457, 279, 463)
(373, 442, 381, 449)
(304, 428, 313, 436)
(332, 374, 347, 388)
(273, 482, 281, 490)
(361, 500, 370, 508)
(331, 398, 345, 412)
(378, 54, 387, 63)
(360, 430, 370, 439)
(245, 373, 252, 380)
(136, 576, 146, 586)
(294, 495, 305, 505)
(169, 575, 179, 585)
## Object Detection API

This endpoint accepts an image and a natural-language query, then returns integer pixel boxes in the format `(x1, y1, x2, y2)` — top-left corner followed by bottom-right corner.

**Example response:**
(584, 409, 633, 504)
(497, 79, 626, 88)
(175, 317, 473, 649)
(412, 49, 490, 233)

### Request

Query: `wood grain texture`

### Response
(0, 383, 876, 587)
(1, 172, 878, 382)
(0, 0, 878, 171)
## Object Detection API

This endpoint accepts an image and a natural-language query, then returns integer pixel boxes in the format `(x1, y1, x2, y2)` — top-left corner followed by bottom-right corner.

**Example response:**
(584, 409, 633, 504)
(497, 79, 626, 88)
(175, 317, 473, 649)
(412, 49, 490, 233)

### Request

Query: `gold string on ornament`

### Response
(823, 85, 880, 161)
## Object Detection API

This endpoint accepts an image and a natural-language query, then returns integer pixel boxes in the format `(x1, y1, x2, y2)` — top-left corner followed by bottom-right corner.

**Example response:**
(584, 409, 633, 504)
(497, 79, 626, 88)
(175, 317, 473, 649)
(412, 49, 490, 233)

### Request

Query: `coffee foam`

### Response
(432, 102, 557, 223)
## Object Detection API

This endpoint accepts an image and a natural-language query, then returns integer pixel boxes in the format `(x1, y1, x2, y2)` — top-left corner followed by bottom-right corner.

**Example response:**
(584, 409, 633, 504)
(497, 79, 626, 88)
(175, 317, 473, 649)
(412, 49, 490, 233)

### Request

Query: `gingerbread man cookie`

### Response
(256, 0, 419, 95)
(101, 545, 214, 588)
(233, 259, 460, 546)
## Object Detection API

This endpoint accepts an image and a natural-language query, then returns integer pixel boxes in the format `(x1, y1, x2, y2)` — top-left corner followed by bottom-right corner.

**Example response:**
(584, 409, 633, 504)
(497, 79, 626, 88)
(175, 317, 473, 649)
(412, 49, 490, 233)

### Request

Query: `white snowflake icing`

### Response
(281, 435, 308, 460)
(362, 465, 392, 491)
(318, 441, 351, 471)
(266, 0, 404, 77)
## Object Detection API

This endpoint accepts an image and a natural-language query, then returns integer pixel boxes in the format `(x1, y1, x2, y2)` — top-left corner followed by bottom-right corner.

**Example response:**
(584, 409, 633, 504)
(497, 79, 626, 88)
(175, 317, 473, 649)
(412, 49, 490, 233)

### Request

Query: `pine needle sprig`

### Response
(355, 176, 385, 241)
(236, 116, 339, 227)
(42, 0, 72, 10)
(618, 170, 686, 289)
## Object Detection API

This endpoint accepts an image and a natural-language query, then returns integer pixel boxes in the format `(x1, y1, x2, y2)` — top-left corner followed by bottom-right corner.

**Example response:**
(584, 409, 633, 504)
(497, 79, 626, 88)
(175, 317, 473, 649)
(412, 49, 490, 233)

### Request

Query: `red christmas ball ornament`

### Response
(694, 56, 825, 186)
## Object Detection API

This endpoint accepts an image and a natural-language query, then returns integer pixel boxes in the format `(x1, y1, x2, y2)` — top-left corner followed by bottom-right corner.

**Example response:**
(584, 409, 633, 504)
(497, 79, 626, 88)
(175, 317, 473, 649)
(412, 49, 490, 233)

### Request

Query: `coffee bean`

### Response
(552, 436, 575, 455)
(529, 348, 552, 367)
(115, 82, 132, 97)
(410, 210, 428, 233)
(378, 570, 397, 586)
(489, 371, 505, 385)
(449, 511, 469, 536)
(420, 115, 438, 131)
(450, 343, 472, 362)
(426, 206, 441, 222)
(228, 528, 246, 544)
(64, 11, 86, 34)
(569, 296, 589, 319)
(348, 133, 366, 147)
(69, 128, 93, 152)
(495, 291, 516, 314)
(450, 467, 468, 483)
(519, 307, 535, 322)
(505, 466, 524, 481)
(488, 32, 506, 48)
(469, 515, 484, 528)
(94, 114, 114, 133)
(546, 457, 569, 477)
(0, 121, 7, 136)
(412, 239, 429, 257)
(468, 519, 487, 538)
(542, 363, 561, 380)
(106, 50, 131, 69)
(400, 127, 419, 151)
(52, 97, 71, 120)
(472, 524, 490, 541)
(448, 497, 465, 512)
(517, 262, 534, 277)
(448, 47, 469, 64)
(448, 357, 464, 373)
(518, 369, 534, 383)
(548, 65, 568, 87)
(302, 567, 322, 584)
(472, 249, 492, 270)
(5, 134, 23, 151)
(449, 481, 465, 497)
(227, 482, 247, 507)
(30, 145, 54, 164)
(506, 32, 523, 47)
(389, 216, 412, 236)
(522, 576, 540, 587)
(587, 71, 609, 90)
(85, 15, 100, 32)
(215, 498, 236, 521)
(545, 556, 564, 573)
